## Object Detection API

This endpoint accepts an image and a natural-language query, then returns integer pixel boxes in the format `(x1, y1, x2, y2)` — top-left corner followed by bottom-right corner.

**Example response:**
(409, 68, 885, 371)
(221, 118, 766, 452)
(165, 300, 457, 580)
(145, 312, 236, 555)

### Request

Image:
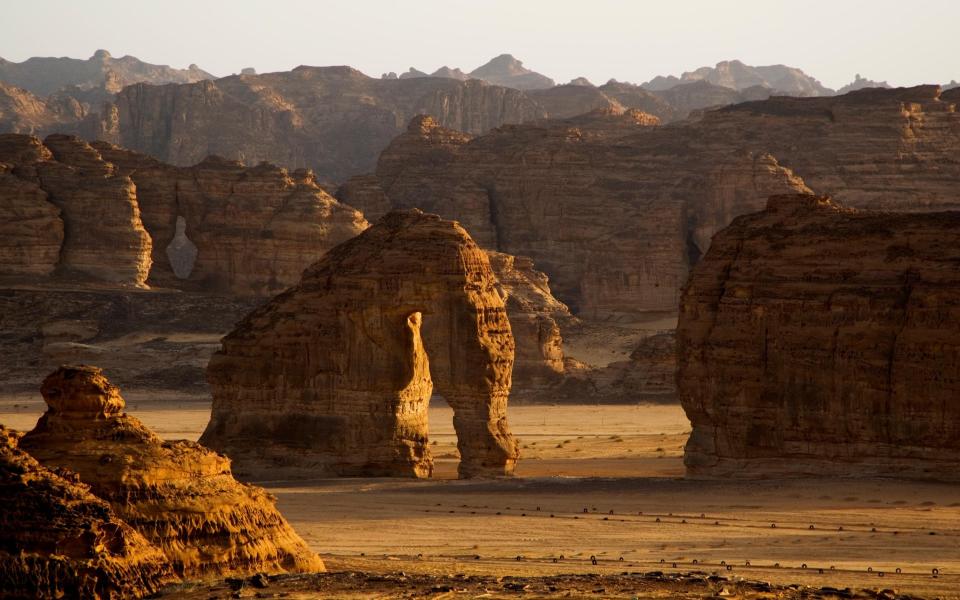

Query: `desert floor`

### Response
(2, 397, 958, 598)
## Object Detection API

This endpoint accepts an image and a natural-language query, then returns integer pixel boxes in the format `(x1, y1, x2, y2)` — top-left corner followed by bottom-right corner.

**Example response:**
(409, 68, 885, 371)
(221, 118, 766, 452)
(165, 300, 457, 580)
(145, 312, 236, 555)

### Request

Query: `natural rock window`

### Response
(165, 216, 198, 279)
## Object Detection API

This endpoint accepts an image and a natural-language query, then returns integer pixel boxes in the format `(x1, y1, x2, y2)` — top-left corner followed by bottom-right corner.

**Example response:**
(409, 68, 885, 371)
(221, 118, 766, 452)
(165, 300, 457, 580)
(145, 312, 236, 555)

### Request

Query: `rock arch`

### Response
(200, 209, 519, 479)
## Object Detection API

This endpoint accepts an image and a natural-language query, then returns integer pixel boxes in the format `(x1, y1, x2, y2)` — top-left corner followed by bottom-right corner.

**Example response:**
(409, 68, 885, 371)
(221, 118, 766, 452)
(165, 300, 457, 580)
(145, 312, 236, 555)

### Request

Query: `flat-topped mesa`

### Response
(0, 425, 173, 599)
(21, 366, 324, 579)
(679, 193, 960, 480)
(0, 133, 152, 286)
(201, 209, 520, 480)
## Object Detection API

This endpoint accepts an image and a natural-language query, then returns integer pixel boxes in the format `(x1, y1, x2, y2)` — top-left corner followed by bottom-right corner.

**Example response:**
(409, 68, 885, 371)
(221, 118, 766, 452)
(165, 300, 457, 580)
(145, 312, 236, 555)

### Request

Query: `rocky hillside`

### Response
(679, 194, 960, 480)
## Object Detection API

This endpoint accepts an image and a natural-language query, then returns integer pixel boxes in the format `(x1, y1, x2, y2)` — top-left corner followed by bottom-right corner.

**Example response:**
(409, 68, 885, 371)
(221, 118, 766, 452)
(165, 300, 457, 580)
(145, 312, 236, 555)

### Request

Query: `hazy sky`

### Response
(3, 0, 958, 89)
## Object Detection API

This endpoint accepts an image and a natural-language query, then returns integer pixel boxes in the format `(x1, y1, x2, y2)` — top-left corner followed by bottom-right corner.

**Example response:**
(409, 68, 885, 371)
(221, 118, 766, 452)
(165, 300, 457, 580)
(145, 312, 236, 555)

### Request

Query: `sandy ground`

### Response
(2, 400, 957, 597)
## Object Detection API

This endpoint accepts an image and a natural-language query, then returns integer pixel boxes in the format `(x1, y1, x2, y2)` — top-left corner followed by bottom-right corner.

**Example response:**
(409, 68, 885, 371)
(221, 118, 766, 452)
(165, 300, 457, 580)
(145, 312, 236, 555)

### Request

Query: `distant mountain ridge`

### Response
(642, 59, 832, 96)
(0, 50, 213, 97)
(385, 53, 555, 90)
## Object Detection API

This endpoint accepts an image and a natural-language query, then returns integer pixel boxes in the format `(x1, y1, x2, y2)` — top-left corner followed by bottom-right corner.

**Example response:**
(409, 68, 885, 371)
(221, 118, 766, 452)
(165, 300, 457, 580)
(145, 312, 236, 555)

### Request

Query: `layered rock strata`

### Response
(679, 194, 960, 479)
(91, 142, 368, 294)
(338, 112, 808, 319)
(341, 86, 960, 321)
(0, 425, 173, 598)
(21, 365, 325, 579)
(201, 210, 519, 479)
(98, 68, 545, 182)
(0, 133, 367, 294)
(488, 251, 573, 394)
(0, 133, 152, 285)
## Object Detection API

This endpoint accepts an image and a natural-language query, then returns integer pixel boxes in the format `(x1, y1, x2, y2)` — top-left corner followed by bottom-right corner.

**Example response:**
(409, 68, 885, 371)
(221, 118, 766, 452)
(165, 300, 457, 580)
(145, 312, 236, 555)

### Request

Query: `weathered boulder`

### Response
(0, 134, 152, 286)
(21, 366, 325, 579)
(201, 210, 519, 479)
(0, 424, 173, 598)
(679, 194, 960, 480)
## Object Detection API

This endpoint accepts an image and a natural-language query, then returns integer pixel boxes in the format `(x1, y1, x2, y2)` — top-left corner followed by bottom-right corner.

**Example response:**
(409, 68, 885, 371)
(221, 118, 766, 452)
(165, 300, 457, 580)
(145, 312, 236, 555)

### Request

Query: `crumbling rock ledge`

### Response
(201, 210, 520, 479)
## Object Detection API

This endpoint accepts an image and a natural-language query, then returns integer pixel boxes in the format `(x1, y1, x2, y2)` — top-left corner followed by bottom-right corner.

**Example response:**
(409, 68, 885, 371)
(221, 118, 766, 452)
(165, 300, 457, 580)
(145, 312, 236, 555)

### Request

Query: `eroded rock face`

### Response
(91, 142, 369, 294)
(338, 111, 808, 319)
(96, 68, 545, 183)
(679, 194, 960, 480)
(0, 133, 367, 295)
(0, 425, 173, 599)
(0, 134, 152, 285)
(342, 86, 960, 321)
(488, 251, 573, 395)
(201, 210, 519, 479)
(0, 161, 63, 277)
(21, 366, 325, 579)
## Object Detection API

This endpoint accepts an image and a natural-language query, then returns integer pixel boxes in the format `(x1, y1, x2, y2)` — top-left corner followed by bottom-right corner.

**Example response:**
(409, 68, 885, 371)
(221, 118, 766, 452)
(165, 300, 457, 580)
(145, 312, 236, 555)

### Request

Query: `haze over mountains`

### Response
(3, 49, 953, 184)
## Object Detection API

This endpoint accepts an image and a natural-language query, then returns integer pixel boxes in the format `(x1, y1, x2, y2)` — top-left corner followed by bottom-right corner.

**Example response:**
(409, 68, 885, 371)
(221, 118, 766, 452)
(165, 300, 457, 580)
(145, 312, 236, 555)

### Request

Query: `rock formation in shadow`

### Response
(20, 365, 324, 579)
(0, 424, 173, 598)
(679, 194, 960, 480)
(201, 210, 519, 479)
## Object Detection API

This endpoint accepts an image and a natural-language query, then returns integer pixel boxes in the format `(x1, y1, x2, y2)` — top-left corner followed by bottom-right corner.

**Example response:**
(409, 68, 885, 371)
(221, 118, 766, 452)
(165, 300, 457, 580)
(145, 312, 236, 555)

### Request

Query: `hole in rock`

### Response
(166, 216, 198, 279)
(428, 393, 459, 478)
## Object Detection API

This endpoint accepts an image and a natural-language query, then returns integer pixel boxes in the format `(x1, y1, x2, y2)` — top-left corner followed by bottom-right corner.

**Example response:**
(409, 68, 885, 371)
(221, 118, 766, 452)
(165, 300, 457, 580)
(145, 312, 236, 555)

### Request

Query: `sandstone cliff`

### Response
(679, 194, 960, 480)
(91, 142, 368, 294)
(0, 424, 173, 598)
(202, 210, 519, 479)
(488, 251, 574, 395)
(0, 133, 368, 295)
(96, 67, 545, 183)
(338, 111, 808, 320)
(0, 133, 152, 286)
(340, 86, 960, 321)
(21, 366, 325, 578)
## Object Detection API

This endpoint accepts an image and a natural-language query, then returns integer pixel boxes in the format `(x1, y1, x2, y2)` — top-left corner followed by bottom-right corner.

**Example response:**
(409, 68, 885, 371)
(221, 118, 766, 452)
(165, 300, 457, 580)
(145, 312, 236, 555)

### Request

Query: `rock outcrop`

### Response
(340, 86, 960, 321)
(96, 67, 545, 183)
(0, 424, 173, 598)
(0, 133, 152, 285)
(201, 210, 519, 479)
(679, 194, 960, 480)
(21, 366, 325, 579)
(0, 160, 63, 277)
(91, 142, 368, 294)
(488, 251, 574, 395)
(0, 133, 367, 294)
(338, 111, 809, 319)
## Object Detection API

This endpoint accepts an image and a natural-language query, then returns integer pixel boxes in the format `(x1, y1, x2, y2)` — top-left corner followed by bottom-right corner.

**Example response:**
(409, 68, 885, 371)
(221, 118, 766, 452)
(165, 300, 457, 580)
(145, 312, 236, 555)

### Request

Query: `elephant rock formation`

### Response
(201, 210, 519, 479)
